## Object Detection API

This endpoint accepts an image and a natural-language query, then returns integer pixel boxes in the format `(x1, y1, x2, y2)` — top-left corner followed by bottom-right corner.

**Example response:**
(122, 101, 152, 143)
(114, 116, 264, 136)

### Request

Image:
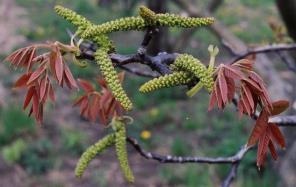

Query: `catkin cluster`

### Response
(75, 133, 115, 178)
(54, 5, 91, 30)
(82, 17, 146, 38)
(139, 71, 192, 93)
(95, 49, 133, 110)
(54, 5, 114, 51)
(174, 54, 214, 92)
(114, 121, 135, 182)
(81, 6, 214, 38)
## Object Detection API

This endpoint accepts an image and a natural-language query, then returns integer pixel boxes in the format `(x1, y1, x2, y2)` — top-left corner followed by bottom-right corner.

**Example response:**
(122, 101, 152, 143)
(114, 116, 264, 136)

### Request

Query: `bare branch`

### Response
(222, 162, 240, 187)
(269, 115, 296, 126)
(127, 137, 252, 164)
(231, 43, 296, 63)
(118, 65, 159, 78)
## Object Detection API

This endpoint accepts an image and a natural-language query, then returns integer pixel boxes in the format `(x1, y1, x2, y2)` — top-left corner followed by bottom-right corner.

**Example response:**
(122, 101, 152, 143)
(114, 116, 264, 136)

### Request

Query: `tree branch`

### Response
(231, 43, 296, 64)
(221, 162, 240, 187)
(69, 25, 296, 187)
(127, 137, 252, 164)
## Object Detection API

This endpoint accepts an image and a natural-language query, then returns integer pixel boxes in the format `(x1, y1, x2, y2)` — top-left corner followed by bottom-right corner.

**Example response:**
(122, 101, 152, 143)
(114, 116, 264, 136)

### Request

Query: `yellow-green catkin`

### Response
(138, 6, 157, 25)
(113, 121, 135, 183)
(82, 17, 146, 38)
(94, 49, 133, 110)
(174, 54, 214, 92)
(54, 5, 91, 31)
(81, 5, 214, 38)
(54, 5, 114, 52)
(157, 14, 214, 28)
(75, 133, 115, 178)
(139, 71, 193, 93)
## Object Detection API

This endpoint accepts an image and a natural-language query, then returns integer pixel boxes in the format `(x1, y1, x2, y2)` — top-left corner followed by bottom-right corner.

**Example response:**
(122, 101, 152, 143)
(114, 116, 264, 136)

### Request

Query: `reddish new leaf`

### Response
(55, 50, 64, 85)
(233, 59, 254, 71)
(257, 129, 270, 167)
(270, 100, 289, 116)
(15, 47, 32, 67)
(223, 65, 245, 80)
(89, 95, 100, 123)
(40, 76, 48, 102)
(241, 85, 255, 113)
(48, 83, 56, 102)
(27, 65, 46, 85)
(64, 65, 78, 89)
(78, 79, 95, 93)
(14, 73, 32, 88)
(218, 71, 228, 104)
(268, 141, 278, 160)
(208, 90, 217, 111)
(73, 95, 88, 107)
(247, 110, 269, 146)
(269, 123, 286, 148)
(26, 47, 36, 72)
(215, 82, 223, 109)
(225, 76, 235, 102)
(23, 87, 35, 110)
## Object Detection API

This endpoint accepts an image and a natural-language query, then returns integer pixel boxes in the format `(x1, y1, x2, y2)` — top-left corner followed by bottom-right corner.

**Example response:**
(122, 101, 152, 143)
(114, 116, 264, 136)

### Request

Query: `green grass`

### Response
(0, 104, 35, 145)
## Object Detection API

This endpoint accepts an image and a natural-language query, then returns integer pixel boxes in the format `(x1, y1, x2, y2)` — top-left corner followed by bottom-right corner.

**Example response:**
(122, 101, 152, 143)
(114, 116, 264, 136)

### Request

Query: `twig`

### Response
(231, 43, 296, 63)
(127, 137, 252, 164)
(269, 115, 296, 126)
(118, 65, 159, 78)
(222, 162, 240, 187)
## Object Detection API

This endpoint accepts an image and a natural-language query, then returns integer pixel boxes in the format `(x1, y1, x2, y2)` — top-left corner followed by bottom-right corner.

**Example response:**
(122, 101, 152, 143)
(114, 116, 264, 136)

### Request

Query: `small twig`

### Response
(138, 27, 159, 56)
(127, 137, 252, 164)
(231, 43, 296, 63)
(269, 115, 296, 126)
(222, 162, 240, 187)
(118, 65, 159, 78)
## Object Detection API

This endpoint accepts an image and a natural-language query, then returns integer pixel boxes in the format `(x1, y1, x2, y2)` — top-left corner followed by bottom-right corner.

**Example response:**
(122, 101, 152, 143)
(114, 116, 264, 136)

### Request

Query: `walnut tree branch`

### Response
(127, 137, 252, 164)
(231, 43, 296, 64)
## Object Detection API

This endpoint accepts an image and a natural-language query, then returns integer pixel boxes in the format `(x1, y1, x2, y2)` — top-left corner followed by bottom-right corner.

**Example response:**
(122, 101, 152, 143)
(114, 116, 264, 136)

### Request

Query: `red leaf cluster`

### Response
(73, 73, 125, 125)
(5, 43, 78, 123)
(208, 59, 272, 117)
(247, 100, 289, 168)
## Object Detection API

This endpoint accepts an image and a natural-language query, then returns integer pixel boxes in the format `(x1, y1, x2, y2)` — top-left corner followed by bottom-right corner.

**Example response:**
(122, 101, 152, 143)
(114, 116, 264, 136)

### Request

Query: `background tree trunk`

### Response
(276, 0, 296, 41)
(147, 0, 169, 55)
(276, 1, 296, 186)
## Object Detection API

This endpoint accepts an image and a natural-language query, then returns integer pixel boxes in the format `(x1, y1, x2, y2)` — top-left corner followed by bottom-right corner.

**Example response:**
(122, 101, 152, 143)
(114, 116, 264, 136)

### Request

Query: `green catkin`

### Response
(139, 71, 193, 93)
(54, 5, 91, 30)
(75, 133, 115, 178)
(93, 35, 115, 52)
(157, 14, 214, 28)
(82, 15, 214, 38)
(94, 49, 133, 110)
(114, 121, 135, 183)
(82, 17, 147, 38)
(55, 5, 114, 52)
(138, 6, 158, 25)
(174, 54, 214, 92)
(81, 6, 214, 38)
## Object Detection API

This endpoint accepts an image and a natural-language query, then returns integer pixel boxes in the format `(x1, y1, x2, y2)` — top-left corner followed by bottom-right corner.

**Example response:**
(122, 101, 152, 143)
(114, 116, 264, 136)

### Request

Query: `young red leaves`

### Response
(73, 73, 125, 125)
(5, 42, 78, 123)
(5, 46, 36, 72)
(208, 59, 272, 118)
(247, 100, 289, 168)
